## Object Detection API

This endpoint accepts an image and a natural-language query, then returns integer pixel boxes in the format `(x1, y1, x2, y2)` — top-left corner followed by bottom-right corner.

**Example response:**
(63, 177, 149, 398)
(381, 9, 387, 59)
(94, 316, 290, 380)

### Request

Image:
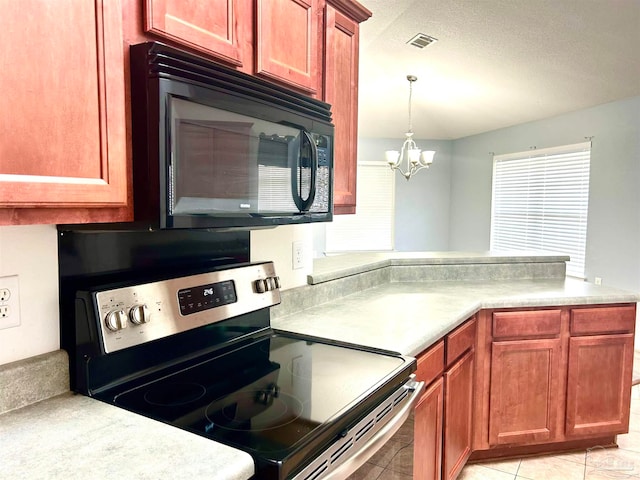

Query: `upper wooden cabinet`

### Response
(144, 0, 322, 94)
(324, 2, 367, 214)
(144, 0, 252, 68)
(0, 0, 129, 225)
(256, 0, 322, 94)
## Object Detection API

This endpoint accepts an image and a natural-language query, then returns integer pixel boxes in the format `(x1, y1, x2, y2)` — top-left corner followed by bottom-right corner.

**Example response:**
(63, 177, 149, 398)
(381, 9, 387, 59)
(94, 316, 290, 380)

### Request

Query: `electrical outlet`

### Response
(292, 241, 305, 270)
(0, 275, 21, 330)
(594, 277, 602, 285)
(0, 288, 10, 302)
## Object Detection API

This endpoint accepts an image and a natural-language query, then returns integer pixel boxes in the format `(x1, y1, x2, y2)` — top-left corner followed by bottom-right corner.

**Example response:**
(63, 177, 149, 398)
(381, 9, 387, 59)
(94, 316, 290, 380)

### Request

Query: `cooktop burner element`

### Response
(205, 389, 303, 432)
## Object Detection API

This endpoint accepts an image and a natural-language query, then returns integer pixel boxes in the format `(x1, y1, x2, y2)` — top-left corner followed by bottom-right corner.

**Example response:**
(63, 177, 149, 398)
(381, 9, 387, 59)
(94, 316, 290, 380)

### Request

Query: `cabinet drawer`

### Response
(492, 309, 561, 340)
(570, 305, 636, 336)
(446, 318, 476, 366)
(416, 340, 444, 386)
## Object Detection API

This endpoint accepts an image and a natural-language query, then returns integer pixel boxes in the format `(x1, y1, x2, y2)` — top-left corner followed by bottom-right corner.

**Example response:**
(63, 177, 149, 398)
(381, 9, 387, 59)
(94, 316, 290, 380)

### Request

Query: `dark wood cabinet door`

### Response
(144, 0, 251, 67)
(414, 378, 443, 480)
(0, 0, 128, 225)
(566, 334, 633, 437)
(324, 5, 359, 214)
(488, 338, 562, 446)
(255, 0, 321, 94)
(443, 350, 474, 480)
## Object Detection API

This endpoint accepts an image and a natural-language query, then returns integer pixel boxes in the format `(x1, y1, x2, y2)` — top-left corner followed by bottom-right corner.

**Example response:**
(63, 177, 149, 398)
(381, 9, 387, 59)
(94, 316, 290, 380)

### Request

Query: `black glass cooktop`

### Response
(111, 334, 408, 458)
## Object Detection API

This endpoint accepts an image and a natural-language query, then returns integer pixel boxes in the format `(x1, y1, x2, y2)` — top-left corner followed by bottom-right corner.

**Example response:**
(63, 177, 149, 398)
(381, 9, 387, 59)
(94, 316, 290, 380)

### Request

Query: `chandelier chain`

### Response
(408, 79, 413, 134)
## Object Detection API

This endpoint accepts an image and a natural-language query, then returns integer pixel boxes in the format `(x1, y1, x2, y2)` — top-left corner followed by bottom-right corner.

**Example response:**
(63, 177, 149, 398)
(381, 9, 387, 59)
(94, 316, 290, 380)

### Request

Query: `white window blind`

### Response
(325, 161, 395, 252)
(490, 142, 591, 278)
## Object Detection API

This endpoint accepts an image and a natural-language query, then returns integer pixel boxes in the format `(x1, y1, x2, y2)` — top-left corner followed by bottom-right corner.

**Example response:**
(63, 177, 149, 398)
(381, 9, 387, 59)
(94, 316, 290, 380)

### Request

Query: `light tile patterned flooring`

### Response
(349, 383, 640, 480)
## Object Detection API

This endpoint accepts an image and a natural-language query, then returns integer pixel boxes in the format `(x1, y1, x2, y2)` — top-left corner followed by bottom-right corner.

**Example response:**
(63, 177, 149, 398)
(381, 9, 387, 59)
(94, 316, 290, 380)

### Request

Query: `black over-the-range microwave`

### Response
(129, 42, 334, 230)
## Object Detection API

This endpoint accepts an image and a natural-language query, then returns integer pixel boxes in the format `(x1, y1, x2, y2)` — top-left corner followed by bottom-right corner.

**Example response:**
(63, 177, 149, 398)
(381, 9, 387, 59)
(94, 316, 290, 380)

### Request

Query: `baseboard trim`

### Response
(468, 436, 617, 463)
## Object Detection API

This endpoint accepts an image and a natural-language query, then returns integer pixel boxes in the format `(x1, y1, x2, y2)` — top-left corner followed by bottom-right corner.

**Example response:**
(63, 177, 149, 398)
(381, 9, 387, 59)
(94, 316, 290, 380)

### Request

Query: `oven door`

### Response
(292, 375, 424, 480)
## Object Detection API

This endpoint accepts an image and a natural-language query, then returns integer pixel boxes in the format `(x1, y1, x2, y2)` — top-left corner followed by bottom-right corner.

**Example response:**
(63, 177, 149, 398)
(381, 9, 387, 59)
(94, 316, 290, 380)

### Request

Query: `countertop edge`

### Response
(308, 251, 571, 284)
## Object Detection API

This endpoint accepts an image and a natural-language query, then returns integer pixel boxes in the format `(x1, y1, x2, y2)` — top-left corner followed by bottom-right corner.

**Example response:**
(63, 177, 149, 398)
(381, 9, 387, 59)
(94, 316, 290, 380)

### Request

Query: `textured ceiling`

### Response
(357, 0, 640, 140)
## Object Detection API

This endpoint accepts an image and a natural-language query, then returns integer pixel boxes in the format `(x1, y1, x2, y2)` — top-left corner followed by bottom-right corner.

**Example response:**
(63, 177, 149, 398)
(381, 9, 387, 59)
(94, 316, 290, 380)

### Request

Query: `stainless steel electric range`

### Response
(64, 261, 423, 479)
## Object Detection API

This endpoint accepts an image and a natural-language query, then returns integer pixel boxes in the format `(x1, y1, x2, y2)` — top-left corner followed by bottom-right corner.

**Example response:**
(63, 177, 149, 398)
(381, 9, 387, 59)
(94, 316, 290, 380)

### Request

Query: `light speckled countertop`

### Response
(0, 392, 254, 480)
(2, 252, 637, 479)
(309, 251, 570, 284)
(274, 277, 639, 357)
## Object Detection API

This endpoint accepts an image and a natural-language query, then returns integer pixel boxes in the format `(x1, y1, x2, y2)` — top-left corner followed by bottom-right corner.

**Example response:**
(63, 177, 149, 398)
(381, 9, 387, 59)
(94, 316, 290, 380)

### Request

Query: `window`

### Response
(325, 161, 395, 252)
(490, 142, 591, 278)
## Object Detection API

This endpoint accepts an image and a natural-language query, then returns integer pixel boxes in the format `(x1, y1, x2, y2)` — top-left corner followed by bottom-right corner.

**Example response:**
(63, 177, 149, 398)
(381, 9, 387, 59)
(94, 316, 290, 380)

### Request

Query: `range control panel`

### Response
(91, 262, 280, 354)
(178, 280, 237, 316)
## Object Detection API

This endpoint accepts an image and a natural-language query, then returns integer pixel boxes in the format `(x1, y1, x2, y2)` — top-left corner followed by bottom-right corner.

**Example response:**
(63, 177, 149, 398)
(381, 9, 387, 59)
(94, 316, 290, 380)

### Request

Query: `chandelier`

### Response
(385, 75, 435, 180)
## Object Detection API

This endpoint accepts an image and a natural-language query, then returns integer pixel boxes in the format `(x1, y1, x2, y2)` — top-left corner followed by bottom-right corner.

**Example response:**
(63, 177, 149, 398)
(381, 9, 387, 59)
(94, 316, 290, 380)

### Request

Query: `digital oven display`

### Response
(177, 280, 237, 315)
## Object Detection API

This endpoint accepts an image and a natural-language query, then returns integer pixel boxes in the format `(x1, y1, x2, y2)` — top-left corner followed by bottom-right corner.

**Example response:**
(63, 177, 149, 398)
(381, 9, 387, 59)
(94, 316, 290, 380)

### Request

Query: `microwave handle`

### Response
(292, 130, 318, 212)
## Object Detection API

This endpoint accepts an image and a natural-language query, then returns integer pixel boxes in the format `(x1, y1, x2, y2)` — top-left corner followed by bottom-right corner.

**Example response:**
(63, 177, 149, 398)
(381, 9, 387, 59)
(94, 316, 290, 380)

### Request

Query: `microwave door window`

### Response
(257, 134, 299, 214)
(169, 96, 308, 218)
(170, 97, 258, 215)
(257, 132, 314, 214)
(173, 120, 258, 215)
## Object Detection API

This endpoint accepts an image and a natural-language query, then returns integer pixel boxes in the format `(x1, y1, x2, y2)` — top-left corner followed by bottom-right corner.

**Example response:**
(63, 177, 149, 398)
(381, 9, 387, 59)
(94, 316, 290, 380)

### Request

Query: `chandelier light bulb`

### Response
(385, 150, 400, 166)
(420, 150, 435, 166)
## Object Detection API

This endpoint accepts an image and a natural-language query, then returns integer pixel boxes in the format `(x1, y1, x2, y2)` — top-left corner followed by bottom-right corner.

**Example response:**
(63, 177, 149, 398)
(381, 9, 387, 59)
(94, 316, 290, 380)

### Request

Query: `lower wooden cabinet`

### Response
(566, 333, 634, 437)
(443, 349, 474, 480)
(415, 303, 635, 477)
(488, 338, 562, 446)
(414, 317, 475, 480)
(474, 303, 636, 456)
(414, 377, 443, 480)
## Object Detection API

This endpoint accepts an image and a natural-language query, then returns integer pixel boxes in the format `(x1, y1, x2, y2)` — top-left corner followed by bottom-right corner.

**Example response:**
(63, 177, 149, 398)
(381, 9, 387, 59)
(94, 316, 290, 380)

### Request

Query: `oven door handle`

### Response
(323, 378, 425, 480)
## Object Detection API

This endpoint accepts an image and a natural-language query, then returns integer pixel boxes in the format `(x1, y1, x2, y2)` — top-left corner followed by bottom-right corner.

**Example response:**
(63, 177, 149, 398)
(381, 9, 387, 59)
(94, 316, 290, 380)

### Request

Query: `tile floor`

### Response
(348, 384, 640, 480)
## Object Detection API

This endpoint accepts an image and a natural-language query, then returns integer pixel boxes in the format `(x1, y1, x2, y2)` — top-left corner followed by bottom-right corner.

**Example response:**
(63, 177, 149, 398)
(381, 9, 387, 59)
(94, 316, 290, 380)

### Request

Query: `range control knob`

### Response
(129, 304, 150, 325)
(254, 276, 281, 293)
(265, 277, 275, 291)
(254, 279, 267, 293)
(105, 309, 128, 332)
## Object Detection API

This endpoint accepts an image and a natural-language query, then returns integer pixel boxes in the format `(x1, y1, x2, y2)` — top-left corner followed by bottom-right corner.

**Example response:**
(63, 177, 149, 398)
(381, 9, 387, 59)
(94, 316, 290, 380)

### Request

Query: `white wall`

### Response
(250, 224, 314, 289)
(358, 138, 453, 251)
(0, 225, 59, 365)
(449, 96, 640, 292)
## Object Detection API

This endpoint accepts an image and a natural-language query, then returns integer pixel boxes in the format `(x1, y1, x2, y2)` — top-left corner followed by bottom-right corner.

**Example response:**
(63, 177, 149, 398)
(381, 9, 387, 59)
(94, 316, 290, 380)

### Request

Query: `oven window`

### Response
(169, 97, 312, 216)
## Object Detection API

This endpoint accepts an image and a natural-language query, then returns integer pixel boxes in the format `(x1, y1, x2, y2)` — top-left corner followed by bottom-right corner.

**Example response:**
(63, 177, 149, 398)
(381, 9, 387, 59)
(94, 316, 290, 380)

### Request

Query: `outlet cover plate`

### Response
(292, 241, 305, 270)
(0, 275, 21, 330)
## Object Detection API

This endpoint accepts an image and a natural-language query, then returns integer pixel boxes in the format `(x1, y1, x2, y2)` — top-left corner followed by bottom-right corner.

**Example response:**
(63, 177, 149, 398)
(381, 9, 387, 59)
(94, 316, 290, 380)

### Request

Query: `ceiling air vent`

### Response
(407, 33, 438, 49)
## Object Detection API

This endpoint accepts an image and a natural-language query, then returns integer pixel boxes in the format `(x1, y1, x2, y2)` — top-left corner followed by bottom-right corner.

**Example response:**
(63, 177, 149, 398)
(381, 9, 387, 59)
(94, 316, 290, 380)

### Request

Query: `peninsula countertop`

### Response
(273, 276, 638, 358)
